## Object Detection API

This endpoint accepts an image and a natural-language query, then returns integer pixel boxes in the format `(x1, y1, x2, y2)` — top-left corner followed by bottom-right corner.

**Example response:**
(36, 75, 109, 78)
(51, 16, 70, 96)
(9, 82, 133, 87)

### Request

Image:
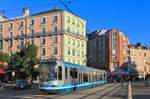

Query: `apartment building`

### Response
(129, 44, 150, 77)
(87, 29, 129, 71)
(0, 8, 87, 66)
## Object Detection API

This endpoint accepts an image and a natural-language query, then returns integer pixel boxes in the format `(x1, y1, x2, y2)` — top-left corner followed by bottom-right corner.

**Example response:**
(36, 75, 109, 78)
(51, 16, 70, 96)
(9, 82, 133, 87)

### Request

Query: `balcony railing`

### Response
(2, 29, 87, 41)
(18, 34, 25, 39)
(7, 35, 13, 40)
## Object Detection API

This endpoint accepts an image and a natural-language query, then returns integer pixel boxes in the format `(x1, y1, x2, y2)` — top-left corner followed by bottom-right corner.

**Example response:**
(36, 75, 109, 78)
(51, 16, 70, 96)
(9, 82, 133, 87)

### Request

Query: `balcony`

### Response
(19, 26, 24, 30)
(18, 34, 25, 39)
(6, 35, 13, 40)
(40, 32, 46, 37)
(29, 33, 35, 38)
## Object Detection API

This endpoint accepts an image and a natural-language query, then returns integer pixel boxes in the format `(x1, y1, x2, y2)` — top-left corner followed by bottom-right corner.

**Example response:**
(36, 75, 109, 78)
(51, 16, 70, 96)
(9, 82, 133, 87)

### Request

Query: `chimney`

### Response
(23, 8, 29, 17)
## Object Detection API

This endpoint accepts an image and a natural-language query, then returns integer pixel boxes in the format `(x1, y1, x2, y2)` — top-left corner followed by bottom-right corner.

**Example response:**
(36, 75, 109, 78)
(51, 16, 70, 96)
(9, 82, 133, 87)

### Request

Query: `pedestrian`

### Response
(121, 77, 124, 88)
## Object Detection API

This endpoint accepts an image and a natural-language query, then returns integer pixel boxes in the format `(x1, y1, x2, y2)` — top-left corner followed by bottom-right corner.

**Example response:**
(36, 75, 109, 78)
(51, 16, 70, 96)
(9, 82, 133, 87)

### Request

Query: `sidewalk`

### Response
(132, 81, 150, 99)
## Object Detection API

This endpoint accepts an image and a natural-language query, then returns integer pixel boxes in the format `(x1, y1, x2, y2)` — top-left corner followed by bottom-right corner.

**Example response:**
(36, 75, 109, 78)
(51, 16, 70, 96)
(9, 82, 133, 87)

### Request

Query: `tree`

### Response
(0, 52, 9, 63)
(14, 44, 38, 81)
(0, 53, 9, 69)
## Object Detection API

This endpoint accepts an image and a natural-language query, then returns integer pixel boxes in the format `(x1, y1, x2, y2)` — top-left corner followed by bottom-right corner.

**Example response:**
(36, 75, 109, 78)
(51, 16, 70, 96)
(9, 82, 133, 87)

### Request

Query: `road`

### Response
(132, 80, 150, 99)
(0, 83, 128, 99)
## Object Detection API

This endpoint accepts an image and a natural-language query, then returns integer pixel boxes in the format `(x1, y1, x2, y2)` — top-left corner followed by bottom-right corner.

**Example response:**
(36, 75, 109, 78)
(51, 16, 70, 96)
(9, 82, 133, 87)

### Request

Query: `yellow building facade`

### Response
(63, 11, 87, 66)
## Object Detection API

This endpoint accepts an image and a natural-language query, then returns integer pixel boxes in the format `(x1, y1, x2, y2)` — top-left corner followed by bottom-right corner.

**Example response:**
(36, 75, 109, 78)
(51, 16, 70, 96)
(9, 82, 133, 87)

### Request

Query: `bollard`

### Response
(128, 81, 133, 99)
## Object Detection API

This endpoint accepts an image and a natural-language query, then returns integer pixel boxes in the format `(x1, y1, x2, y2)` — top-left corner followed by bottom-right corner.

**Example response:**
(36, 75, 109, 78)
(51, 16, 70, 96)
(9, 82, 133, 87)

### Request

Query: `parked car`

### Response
(14, 79, 31, 90)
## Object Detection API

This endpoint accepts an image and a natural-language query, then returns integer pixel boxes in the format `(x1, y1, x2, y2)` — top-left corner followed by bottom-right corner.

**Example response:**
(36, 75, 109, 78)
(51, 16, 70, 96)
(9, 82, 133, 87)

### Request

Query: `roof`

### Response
(31, 9, 63, 16)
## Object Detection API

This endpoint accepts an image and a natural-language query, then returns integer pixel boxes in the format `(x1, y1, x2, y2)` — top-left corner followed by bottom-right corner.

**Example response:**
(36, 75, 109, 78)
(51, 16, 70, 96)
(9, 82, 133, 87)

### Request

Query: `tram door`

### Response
(70, 68, 78, 91)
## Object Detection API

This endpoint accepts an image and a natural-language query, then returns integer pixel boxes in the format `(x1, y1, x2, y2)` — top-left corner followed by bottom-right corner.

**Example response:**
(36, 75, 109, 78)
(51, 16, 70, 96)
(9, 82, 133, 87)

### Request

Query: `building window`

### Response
(67, 26, 70, 32)
(77, 20, 80, 27)
(31, 29, 34, 35)
(68, 38, 70, 44)
(31, 19, 34, 26)
(53, 36, 58, 43)
(72, 48, 75, 56)
(53, 16, 58, 23)
(42, 27, 46, 34)
(20, 21, 24, 27)
(77, 50, 80, 56)
(53, 47, 58, 55)
(30, 38, 34, 44)
(78, 60, 80, 64)
(77, 30, 79, 35)
(73, 39, 75, 45)
(68, 58, 70, 62)
(68, 47, 70, 55)
(41, 37, 45, 44)
(53, 26, 58, 33)
(73, 59, 75, 64)
(0, 34, 2, 40)
(9, 32, 13, 37)
(20, 30, 24, 35)
(82, 43, 84, 47)
(20, 39, 24, 46)
(10, 23, 13, 29)
(41, 47, 45, 56)
(0, 24, 3, 32)
(0, 41, 2, 49)
(72, 18, 75, 25)
(78, 40, 80, 46)
(82, 51, 84, 57)
(144, 53, 146, 57)
(8, 41, 13, 48)
(113, 32, 117, 36)
(67, 16, 70, 23)
(41, 17, 46, 24)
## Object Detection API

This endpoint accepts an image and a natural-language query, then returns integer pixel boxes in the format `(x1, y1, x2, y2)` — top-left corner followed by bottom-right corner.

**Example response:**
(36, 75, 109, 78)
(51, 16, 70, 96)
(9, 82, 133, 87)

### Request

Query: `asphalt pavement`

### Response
(132, 80, 150, 99)
(0, 83, 127, 99)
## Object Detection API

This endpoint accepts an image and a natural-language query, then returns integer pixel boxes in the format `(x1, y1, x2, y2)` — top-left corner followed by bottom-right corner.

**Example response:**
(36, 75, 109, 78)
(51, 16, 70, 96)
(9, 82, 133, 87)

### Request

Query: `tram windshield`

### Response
(39, 62, 57, 82)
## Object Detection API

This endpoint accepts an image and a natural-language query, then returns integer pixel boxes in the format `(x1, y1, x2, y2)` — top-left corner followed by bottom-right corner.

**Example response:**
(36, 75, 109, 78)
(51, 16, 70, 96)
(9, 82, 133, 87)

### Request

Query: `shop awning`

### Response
(0, 69, 6, 74)
(111, 69, 129, 75)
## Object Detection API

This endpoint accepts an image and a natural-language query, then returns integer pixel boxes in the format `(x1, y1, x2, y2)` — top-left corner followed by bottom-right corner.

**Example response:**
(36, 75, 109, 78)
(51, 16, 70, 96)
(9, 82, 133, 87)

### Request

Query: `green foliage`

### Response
(14, 44, 38, 79)
(0, 52, 9, 62)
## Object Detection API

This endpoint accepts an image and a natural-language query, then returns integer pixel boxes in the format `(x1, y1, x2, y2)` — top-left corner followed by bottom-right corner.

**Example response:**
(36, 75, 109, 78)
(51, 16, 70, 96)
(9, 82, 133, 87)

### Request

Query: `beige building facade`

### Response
(129, 44, 150, 77)
(0, 8, 87, 66)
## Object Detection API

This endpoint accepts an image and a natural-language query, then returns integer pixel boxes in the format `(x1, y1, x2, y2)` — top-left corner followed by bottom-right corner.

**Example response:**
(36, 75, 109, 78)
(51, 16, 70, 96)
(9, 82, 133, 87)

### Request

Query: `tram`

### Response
(39, 59, 107, 94)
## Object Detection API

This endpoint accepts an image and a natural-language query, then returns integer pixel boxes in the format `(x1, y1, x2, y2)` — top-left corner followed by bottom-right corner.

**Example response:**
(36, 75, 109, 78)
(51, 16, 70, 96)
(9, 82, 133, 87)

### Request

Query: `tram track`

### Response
(78, 83, 120, 99)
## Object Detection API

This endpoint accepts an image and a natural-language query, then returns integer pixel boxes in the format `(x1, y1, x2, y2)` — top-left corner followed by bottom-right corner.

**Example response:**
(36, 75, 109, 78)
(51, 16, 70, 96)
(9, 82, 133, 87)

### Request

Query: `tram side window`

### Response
(65, 67, 67, 79)
(100, 74, 102, 80)
(70, 68, 78, 79)
(83, 74, 88, 82)
(58, 66, 62, 80)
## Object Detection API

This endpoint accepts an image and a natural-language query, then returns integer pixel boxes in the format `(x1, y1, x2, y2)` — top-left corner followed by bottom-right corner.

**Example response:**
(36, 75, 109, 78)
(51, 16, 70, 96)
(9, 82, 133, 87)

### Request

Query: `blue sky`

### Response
(0, 0, 150, 45)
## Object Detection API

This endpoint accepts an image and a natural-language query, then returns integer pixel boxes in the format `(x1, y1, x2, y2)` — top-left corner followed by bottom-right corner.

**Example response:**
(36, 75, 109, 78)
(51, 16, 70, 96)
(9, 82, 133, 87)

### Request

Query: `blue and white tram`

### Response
(39, 59, 107, 93)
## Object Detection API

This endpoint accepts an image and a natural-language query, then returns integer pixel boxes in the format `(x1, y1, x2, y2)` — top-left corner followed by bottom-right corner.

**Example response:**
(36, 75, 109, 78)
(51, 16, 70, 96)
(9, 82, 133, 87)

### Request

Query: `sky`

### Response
(0, 0, 150, 45)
